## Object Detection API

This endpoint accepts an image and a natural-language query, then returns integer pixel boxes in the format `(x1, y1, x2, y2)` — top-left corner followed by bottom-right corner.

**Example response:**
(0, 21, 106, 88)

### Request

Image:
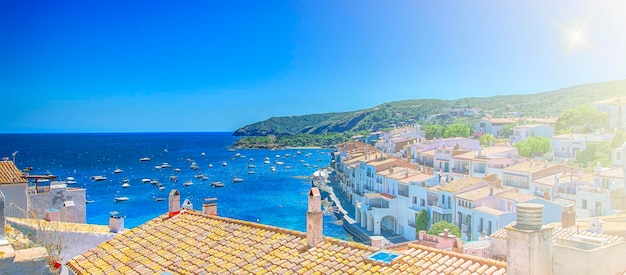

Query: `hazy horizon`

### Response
(2, 1, 626, 133)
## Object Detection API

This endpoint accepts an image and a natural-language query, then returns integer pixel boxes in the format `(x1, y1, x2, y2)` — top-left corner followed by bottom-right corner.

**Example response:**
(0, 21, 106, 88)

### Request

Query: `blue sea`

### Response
(0, 132, 351, 240)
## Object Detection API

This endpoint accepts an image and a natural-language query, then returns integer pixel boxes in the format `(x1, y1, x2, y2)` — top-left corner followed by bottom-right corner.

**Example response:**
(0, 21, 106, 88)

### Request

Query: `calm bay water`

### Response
(0, 132, 350, 240)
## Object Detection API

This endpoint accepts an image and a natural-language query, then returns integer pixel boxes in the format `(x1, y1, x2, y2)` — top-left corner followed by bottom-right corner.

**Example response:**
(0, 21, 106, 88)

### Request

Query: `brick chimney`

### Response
(561, 205, 575, 228)
(306, 187, 323, 248)
(506, 203, 553, 275)
(168, 189, 181, 218)
(109, 211, 125, 233)
(202, 198, 218, 215)
(0, 191, 7, 246)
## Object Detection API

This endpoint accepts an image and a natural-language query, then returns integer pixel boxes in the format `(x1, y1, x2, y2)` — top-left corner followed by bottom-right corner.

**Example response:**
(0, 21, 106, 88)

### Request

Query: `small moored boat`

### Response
(91, 175, 107, 181)
(211, 181, 224, 187)
(140, 157, 151, 162)
(114, 168, 123, 174)
(114, 196, 129, 202)
(183, 181, 193, 186)
(232, 177, 243, 183)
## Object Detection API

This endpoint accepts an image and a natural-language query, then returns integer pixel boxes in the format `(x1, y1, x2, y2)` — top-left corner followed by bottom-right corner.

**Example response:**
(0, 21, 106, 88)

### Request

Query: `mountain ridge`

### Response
(233, 79, 626, 136)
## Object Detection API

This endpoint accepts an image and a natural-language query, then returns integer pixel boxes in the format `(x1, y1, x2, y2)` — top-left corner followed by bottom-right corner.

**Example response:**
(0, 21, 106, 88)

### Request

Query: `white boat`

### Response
(141, 178, 151, 184)
(122, 182, 130, 188)
(174, 168, 181, 173)
(211, 181, 224, 187)
(169, 175, 178, 182)
(114, 197, 129, 202)
(222, 162, 227, 166)
(264, 160, 271, 164)
(140, 157, 151, 162)
(183, 181, 193, 186)
(86, 200, 95, 204)
(163, 148, 168, 153)
(297, 151, 301, 155)
(189, 162, 199, 170)
(234, 153, 242, 158)
(247, 170, 255, 174)
(232, 177, 243, 183)
(284, 154, 291, 157)
(114, 168, 123, 174)
(275, 155, 280, 158)
(208, 164, 213, 168)
(65, 177, 77, 185)
(249, 158, 254, 161)
(154, 165, 162, 170)
(159, 186, 165, 191)
(247, 164, 256, 168)
(154, 197, 165, 202)
(91, 175, 107, 181)
(270, 166, 276, 172)
(161, 163, 171, 168)
(201, 152, 206, 157)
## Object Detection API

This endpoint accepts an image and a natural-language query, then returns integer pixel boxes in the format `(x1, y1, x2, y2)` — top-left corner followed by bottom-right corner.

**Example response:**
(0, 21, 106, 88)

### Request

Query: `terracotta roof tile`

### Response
(0, 161, 27, 184)
(67, 209, 506, 274)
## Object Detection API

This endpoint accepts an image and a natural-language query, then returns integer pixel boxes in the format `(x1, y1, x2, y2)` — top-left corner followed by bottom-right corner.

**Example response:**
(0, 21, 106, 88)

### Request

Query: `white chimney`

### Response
(168, 189, 181, 218)
(506, 203, 553, 275)
(61, 200, 77, 223)
(306, 187, 323, 248)
(202, 198, 218, 215)
(109, 211, 125, 233)
(181, 199, 193, 210)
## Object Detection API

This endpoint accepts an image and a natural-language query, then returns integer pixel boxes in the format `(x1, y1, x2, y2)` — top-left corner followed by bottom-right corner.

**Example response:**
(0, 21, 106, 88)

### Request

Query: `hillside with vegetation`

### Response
(233, 79, 626, 137)
(232, 79, 626, 148)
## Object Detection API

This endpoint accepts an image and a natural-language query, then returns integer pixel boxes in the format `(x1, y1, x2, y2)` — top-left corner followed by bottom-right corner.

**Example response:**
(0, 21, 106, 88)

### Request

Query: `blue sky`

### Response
(1, 1, 625, 133)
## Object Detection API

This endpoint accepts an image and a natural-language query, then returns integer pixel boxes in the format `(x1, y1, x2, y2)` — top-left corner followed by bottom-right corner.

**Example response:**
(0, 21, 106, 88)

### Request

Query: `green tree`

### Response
(479, 134, 495, 147)
(514, 136, 551, 157)
(555, 105, 609, 134)
(427, 221, 462, 237)
(415, 210, 429, 235)
(443, 123, 470, 138)
(424, 125, 444, 140)
(499, 123, 516, 138)
(576, 141, 612, 168)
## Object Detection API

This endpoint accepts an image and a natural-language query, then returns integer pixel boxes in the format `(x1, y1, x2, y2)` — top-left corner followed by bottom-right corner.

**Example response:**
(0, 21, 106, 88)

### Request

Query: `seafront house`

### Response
(0, 160, 29, 218)
(411, 137, 479, 168)
(501, 160, 568, 195)
(374, 125, 424, 156)
(0, 160, 87, 222)
(355, 166, 435, 241)
(449, 146, 521, 179)
(551, 133, 603, 162)
(475, 117, 517, 137)
(509, 123, 554, 143)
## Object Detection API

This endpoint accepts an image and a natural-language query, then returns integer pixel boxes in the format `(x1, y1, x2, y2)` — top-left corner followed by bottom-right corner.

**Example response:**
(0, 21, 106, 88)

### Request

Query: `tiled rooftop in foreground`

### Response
(66, 209, 507, 274)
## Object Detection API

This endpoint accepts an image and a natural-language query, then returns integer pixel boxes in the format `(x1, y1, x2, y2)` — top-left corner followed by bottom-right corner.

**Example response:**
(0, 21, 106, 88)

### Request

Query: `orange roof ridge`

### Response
(406, 243, 507, 269)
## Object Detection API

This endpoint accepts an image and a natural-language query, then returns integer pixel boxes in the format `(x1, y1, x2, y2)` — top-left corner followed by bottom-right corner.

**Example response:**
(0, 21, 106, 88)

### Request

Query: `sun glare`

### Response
(566, 28, 589, 49)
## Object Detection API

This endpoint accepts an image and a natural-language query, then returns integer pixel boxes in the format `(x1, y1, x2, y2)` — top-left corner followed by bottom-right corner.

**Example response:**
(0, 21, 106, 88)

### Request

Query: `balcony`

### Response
(430, 204, 453, 215)
(398, 190, 409, 197)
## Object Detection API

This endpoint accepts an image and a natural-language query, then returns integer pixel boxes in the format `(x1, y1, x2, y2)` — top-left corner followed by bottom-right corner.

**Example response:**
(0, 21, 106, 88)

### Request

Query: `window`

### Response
(420, 199, 425, 207)
(487, 221, 492, 235)
(479, 218, 483, 233)
(412, 196, 417, 204)
(582, 199, 588, 209)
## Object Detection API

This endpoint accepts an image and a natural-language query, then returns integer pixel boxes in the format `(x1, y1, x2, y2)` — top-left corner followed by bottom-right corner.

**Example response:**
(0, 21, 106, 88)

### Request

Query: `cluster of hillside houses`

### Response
(1, 97, 625, 274)
(331, 97, 626, 243)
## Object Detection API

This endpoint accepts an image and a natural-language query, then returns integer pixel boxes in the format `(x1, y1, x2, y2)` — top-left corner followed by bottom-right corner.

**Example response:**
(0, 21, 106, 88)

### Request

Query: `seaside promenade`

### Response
(313, 168, 409, 245)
